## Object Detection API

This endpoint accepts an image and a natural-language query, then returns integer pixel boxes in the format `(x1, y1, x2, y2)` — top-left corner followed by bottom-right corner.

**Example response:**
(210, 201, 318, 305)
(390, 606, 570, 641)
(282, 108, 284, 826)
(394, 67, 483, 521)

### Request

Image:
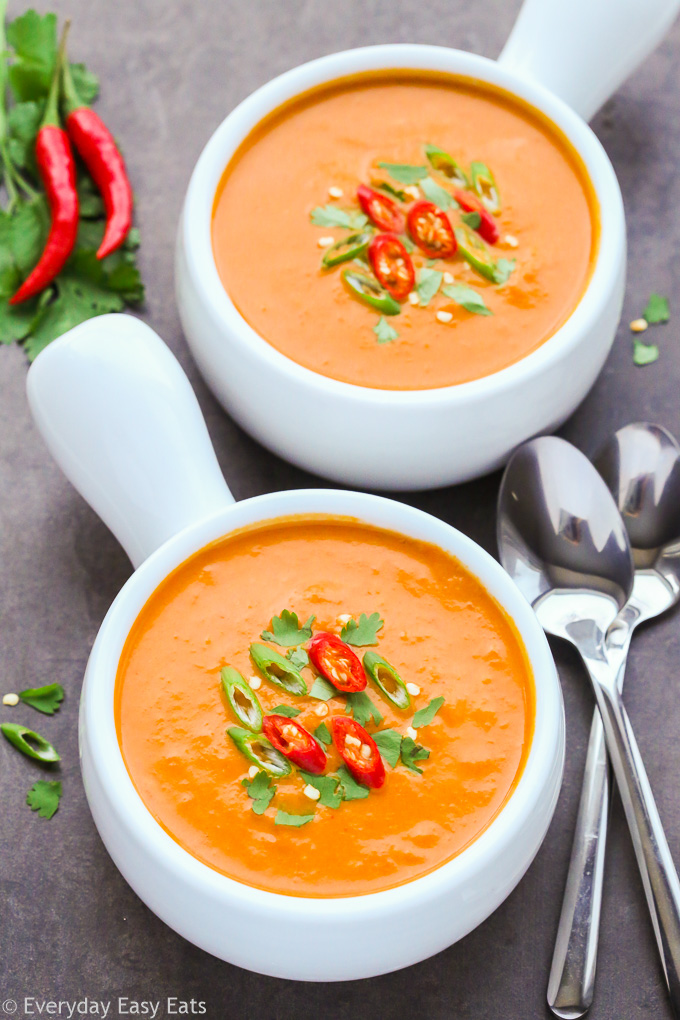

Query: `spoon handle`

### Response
(582, 652, 680, 1018)
(546, 707, 611, 1017)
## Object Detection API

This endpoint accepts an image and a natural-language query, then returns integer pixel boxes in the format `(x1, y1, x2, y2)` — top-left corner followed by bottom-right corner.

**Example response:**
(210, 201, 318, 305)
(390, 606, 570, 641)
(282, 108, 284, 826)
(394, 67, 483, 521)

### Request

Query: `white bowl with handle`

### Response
(175, 0, 679, 490)
(27, 313, 564, 980)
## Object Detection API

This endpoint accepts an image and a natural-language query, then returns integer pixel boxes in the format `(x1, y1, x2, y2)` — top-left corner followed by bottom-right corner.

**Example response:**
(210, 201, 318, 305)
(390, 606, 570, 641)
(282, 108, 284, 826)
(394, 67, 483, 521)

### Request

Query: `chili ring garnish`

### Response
(309, 632, 367, 693)
(331, 716, 385, 789)
(342, 269, 401, 315)
(322, 231, 372, 269)
(357, 183, 405, 233)
(362, 651, 411, 710)
(228, 725, 292, 776)
(367, 234, 415, 301)
(407, 201, 457, 259)
(221, 666, 263, 732)
(263, 715, 327, 774)
(454, 190, 499, 245)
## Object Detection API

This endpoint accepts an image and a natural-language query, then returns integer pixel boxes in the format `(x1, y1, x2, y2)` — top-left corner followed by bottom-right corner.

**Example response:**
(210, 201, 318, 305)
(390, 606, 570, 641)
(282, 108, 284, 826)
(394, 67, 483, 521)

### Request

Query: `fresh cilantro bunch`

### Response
(0, 6, 144, 360)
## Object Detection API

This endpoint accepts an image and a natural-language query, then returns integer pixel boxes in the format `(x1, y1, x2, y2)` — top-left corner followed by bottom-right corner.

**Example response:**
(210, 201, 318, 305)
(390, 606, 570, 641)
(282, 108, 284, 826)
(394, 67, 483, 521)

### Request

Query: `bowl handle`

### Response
(499, 0, 680, 121)
(26, 313, 234, 569)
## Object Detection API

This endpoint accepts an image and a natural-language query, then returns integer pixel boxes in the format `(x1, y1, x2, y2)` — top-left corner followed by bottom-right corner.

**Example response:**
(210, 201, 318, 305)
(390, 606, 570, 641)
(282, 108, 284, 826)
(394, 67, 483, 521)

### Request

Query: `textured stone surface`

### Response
(2, 0, 680, 1016)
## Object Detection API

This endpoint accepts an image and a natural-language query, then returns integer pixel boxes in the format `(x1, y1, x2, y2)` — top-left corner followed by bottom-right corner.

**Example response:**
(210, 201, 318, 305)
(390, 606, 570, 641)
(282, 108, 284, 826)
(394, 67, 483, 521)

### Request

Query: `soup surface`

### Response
(212, 72, 597, 390)
(116, 517, 535, 898)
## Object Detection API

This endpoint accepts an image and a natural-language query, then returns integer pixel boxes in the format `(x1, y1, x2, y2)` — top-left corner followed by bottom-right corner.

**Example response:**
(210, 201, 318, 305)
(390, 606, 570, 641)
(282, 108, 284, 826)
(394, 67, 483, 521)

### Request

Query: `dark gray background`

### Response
(2, 1, 680, 1017)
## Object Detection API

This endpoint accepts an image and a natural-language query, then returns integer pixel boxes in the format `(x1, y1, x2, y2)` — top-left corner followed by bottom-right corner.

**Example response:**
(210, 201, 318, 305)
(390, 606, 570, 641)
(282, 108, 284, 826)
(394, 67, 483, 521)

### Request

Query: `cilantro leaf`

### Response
(373, 316, 398, 344)
(287, 647, 309, 670)
(643, 293, 670, 324)
(309, 676, 337, 701)
(310, 206, 368, 230)
(400, 736, 430, 774)
(241, 770, 275, 815)
(18, 683, 64, 715)
(412, 696, 445, 728)
(461, 211, 481, 229)
(417, 267, 443, 307)
(336, 765, 370, 801)
(69, 63, 99, 106)
(633, 340, 660, 366)
(300, 770, 342, 808)
(313, 721, 332, 745)
(420, 176, 453, 209)
(271, 705, 301, 718)
(345, 691, 383, 727)
(7, 100, 43, 176)
(373, 728, 402, 768)
(493, 258, 516, 285)
(378, 162, 428, 185)
(442, 283, 492, 316)
(340, 612, 384, 647)
(6, 10, 57, 101)
(275, 809, 315, 827)
(261, 610, 315, 647)
(23, 273, 123, 361)
(26, 779, 62, 819)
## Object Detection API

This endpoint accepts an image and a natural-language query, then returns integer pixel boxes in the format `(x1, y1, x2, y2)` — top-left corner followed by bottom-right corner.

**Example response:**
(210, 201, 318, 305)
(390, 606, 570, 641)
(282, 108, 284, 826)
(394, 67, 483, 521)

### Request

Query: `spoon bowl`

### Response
(497, 436, 634, 637)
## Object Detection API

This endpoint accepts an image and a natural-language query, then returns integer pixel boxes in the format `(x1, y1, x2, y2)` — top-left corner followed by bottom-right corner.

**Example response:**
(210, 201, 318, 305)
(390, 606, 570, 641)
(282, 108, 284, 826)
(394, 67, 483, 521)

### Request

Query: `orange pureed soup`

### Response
(212, 72, 598, 390)
(115, 517, 535, 898)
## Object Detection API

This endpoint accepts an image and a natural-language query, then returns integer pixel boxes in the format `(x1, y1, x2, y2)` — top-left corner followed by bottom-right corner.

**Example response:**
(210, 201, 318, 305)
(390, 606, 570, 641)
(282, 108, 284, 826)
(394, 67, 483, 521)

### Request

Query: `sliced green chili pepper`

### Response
(342, 269, 401, 316)
(1, 722, 60, 763)
(322, 231, 371, 268)
(227, 726, 291, 776)
(455, 225, 500, 283)
(469, 161, 500, 213)
(221, 666, 263, 732)
(424, 144, 468, 187)
(362, 652, 411, 710)
(249, 643, 308, 696)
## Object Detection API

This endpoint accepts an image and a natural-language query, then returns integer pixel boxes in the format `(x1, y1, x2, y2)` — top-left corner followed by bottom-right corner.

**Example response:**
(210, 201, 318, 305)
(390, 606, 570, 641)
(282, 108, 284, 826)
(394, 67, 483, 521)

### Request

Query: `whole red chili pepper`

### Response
(10, 27, 78, 305)
(62, 53, 132, 260)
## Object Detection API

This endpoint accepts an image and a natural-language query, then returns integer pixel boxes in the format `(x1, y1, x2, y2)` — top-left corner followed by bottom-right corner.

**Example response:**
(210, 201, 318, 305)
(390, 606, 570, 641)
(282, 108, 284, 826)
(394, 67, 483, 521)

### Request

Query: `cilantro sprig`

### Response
(0, 9, 144, 358)
(18, 682, 64, 715)
(26, 778, 62, 819)
(241, 770, 276, 815)
(261, 609, 315, 647)
(340, 612, 384, 647)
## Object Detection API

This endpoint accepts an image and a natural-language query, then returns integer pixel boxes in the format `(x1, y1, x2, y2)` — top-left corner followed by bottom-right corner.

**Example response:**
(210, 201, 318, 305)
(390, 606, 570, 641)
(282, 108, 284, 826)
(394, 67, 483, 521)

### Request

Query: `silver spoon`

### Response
(545, 424, 680, 1016)
(498, 435, 680, 1020)
(547, 424, 680, 1018)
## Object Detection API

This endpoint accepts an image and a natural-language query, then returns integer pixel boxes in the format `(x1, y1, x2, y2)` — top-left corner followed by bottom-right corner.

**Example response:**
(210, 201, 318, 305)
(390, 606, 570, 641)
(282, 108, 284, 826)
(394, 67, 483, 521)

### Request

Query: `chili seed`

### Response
(328, 186, 343, 199)
(406, 682, 420, 696)
(318, 236, 335, 248)
(249, 675, 262, 690)
(408, 292, 419, 305)
(630, 318, 649, 333)
(2, 693, 19, 706)
(443, 271, 454, 285)
(504, 234, 519, 248)
(436, 311, 453, 323)
(406, 726, 418, 740)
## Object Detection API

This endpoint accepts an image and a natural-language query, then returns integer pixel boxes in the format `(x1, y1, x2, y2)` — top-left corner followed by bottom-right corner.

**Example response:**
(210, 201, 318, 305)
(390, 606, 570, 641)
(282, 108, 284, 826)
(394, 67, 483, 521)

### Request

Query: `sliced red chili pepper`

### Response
(262, 715, 327, 775)
(454, 190, 499, 246)
(407, 201, 457, 259)
(308, 632, 367, 693)
(367, 234, 415, 301)
(331, 716, 385, 789)
(357, 184, 405, 233)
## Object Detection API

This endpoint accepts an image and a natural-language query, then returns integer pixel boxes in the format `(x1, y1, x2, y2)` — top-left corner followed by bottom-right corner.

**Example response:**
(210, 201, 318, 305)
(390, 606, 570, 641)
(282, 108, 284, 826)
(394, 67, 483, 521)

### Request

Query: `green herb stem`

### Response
(61, 44, 83, 116)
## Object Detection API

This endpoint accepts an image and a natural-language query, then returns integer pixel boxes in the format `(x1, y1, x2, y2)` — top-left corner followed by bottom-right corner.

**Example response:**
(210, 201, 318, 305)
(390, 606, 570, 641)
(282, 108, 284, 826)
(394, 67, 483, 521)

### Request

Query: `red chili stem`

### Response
(10, 24, 79, 305)
(63, 53, 133, 260)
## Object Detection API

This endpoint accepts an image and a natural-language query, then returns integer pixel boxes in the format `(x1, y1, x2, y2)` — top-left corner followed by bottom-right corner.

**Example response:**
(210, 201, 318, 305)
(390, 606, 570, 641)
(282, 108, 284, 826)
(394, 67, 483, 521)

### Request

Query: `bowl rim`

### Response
(180, 42, 625, 404)
(83, 488, 564, 917)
